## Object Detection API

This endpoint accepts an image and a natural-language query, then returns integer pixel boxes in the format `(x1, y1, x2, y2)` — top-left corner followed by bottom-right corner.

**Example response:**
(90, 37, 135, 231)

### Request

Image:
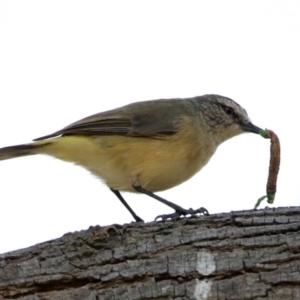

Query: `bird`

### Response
(0, 94, 262, 222)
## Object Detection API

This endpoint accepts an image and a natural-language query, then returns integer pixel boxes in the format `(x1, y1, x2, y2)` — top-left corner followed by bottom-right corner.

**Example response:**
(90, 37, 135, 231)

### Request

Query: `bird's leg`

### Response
(132, 185, 209, 221)
(110, 189, 144, 222)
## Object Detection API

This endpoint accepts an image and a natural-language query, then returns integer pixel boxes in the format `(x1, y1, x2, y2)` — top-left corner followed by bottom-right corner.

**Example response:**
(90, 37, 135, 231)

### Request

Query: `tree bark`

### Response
(1, 207, 300, 300)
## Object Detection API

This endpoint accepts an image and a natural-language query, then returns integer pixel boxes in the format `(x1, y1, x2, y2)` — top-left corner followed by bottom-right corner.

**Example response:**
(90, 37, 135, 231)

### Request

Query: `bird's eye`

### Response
(223, 106, 235, 116)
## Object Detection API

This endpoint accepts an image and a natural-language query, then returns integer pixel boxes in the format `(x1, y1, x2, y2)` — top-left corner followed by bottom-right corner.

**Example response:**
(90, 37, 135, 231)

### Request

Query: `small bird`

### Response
(0, 95, 262, 222)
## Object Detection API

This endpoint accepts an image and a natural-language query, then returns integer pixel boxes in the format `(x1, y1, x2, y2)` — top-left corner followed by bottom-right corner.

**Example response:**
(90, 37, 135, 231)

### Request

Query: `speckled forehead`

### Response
(217, 96, 249, 119)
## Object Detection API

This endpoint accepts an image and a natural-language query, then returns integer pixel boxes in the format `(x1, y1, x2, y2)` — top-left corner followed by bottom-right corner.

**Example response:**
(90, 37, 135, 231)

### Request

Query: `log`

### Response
(1, 207, 300, 300)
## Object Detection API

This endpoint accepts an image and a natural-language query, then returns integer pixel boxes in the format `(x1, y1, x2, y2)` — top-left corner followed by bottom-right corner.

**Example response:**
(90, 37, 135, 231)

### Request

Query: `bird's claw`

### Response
(135, 216, 145, 223)
(154, 206, 209, 221)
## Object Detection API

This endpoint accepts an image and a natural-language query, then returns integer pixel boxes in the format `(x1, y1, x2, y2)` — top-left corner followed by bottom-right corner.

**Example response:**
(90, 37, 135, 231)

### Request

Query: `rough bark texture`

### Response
(1, 207, 300, 300)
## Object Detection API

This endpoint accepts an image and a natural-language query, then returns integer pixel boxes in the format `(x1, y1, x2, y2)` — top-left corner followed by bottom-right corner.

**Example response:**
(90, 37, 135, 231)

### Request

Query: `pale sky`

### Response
(0, 1, 299, 254)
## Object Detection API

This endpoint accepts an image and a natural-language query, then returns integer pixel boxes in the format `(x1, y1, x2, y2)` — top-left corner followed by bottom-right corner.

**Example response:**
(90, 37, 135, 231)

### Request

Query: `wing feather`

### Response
(34, 99, 184, 141)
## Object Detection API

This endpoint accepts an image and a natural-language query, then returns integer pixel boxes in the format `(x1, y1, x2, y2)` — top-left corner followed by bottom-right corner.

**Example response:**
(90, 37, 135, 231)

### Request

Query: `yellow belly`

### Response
(40, 125, 217, 192)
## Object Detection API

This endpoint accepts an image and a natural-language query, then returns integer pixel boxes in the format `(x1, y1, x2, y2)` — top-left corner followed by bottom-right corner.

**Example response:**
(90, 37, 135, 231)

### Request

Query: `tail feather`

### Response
(0, 143, 49, 161)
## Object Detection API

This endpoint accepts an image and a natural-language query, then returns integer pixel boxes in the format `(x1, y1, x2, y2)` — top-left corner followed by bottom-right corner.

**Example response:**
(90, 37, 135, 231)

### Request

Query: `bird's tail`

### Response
(0, 142, 50, 161)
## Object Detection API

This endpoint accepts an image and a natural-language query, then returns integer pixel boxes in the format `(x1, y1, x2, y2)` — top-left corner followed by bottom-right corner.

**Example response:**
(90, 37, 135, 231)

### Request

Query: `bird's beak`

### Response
(240, 122, 262, 134)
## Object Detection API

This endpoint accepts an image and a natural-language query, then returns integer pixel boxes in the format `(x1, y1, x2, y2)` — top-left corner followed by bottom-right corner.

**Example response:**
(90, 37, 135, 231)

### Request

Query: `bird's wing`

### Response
(34, 99, 184, 141)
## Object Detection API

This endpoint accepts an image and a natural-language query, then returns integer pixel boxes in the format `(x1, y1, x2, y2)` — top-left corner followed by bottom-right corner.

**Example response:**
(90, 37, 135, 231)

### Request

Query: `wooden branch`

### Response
(1, 207, 300, 300)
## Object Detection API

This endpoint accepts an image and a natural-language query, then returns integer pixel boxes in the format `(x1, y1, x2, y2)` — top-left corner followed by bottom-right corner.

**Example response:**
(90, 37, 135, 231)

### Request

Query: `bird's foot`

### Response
(135, 216, 145, 223)
(154, 207, 209, 221)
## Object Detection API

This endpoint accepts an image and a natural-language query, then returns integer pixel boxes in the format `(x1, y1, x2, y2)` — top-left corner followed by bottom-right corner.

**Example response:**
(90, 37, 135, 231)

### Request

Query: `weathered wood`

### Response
(1, 207, 300, 300)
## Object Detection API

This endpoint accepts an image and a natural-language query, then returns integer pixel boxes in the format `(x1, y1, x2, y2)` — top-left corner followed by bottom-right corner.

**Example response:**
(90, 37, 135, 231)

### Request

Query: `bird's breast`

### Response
(44, 122, 217, 193)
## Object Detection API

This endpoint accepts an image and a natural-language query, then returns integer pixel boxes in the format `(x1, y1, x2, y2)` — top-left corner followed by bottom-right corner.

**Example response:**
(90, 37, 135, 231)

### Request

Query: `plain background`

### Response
(0, 1, 299, 253)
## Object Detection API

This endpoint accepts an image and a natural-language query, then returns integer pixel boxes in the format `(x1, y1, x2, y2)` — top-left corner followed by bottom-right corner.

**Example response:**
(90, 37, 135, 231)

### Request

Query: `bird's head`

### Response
(197, 94, 262, 143)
